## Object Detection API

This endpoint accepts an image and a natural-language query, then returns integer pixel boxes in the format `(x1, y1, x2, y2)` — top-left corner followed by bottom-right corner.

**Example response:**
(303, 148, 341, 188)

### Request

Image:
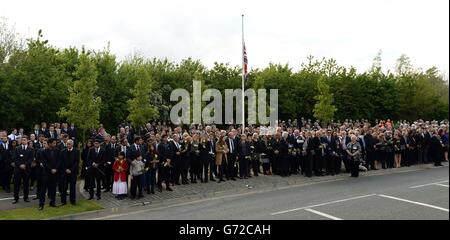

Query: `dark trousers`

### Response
(60, 174, 77, 204)
(217, 164, 224, 180)
(238, 155, 248, 178)
(299, 154, 306, 174)
(226, 154, 236, 179)
(417, 147, 423, 164)
(334, 155, 342, 174)
(30, 166, 37, 188)
(262, 160, 270, 174)
(104, 165, 113, 191)
(201, 158, 210, 181)
(272, 154, 280, 174)
(325, 154, 335, 175)
(279, 155, 290, 177)
(86, 168, 102, 197)
(130, 174, 143, 197)
(46, 174, 58, 204)
(366, 150, 375, 170)
(13, 170, 29, 200)
(402, 150, 411, 166)
(145, 168, 156, 192)
(2, 165, 13, 191)
(209, 155, 217, 178)
(35, 168, 43, 200)
(313, 154, 323, 176)
(423, 146, 430, 163)
(190, 156, 200, 181)
(379, 151, 387, 169)
(38, 175, 47, 206)
(252, 154, 260, 176)
(172, 159, 181, 184)
(350, 159, 359, 177)
(157, 165, 171, 189)
(290, 155, 300, 174)
(305, 153, 314, 177)
(386, 151, 394, 168)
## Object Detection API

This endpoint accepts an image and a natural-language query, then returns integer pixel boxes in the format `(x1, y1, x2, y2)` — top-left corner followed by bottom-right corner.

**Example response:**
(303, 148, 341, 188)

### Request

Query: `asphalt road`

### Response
(79, 164, 449, 220)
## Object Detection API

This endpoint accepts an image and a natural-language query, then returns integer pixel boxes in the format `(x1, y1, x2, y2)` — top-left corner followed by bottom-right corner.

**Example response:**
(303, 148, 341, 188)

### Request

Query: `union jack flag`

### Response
(243, 43, 248, 80)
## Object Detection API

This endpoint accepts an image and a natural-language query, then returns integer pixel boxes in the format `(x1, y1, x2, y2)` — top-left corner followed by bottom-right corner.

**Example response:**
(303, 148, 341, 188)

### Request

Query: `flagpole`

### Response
(241, 14, 245, 135)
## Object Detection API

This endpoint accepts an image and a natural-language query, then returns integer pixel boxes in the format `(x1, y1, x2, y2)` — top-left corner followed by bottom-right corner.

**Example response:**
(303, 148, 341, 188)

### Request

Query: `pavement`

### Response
(46, 162, 449, 220)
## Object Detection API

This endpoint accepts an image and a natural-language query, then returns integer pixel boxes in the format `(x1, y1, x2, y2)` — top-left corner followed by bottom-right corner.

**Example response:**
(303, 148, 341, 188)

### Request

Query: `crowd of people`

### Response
(0, 118, 448, 210)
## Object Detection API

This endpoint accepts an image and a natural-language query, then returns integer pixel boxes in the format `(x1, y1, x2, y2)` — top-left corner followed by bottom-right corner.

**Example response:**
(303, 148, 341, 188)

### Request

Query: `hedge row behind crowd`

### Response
(0, 19, 449, 133)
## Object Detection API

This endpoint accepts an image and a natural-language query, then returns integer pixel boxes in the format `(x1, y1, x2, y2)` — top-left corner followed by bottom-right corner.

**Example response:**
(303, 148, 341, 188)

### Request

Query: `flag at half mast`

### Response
(243, 42, 248, 80)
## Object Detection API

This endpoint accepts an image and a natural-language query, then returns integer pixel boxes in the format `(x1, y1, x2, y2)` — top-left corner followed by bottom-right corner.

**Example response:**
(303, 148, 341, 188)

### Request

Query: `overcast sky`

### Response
(1, 0, 449, 75)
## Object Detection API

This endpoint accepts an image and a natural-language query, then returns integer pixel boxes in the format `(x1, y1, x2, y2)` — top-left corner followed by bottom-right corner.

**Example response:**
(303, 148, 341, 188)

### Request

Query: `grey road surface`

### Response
(70, 165, 449, 220)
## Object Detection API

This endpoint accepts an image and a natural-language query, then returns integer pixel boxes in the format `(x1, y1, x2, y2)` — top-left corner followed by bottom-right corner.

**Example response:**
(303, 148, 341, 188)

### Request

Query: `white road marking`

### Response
(433, 184, 449, 188)
(377, 194, 449, 212)
(0, 194, 37, 201)
(304, 208, 343, 220)
(270, 194, 376, 215)
(409, 180, 449, 189)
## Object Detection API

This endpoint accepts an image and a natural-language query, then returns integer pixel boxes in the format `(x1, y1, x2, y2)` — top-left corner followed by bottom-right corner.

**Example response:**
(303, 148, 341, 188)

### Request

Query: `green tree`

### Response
(127, 64, 159, 132)
(313, 76, 337, 124)
(58, 53, 101, 142)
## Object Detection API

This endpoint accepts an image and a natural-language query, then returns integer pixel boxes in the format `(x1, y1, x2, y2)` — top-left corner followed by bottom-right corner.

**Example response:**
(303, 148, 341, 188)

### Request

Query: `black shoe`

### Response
(12, 199, 18, 204)
(147, 190, 151, 194)
(32, 197, 39, 200)
(158, 188, 162, 192)
(103, 189, 110, 193)
(166, 187, 173, 191)
(38, 205, 44, 210)
(231, 178, 236, 181)
(151, 190, 155, 194)
(49, 203, 57, 207)
(70, 201, 76, 205)
(88, 196, 94, 200)
(24, 198, 30, 202)
(60, 202, 67, 206)
(138, 195, 144, 199)
(97, 196, 101, 200)
(175, 182, 181, 185)
(210, 178, 215, 181)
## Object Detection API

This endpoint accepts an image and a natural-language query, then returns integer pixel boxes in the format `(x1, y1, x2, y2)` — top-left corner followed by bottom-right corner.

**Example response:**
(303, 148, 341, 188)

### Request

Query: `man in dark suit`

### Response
(208, 135, 217, 181)
(236, 134, 251, 179)
(39, 122, 49, 138)
(68, 123, 77, 146)
(323, 130, 337, 176)
(48, 125, 57, 139)
(157, 135, 173, 192)
(86, 139, 106, 200)
(59, 140, 79, 206)
(0, 133, 13, 193)
(103, 135, 118, 192)
(169, 134, 182, 185)
(12, 136, 34, 204)
(39, 138, 60, 208)
(364, 130, 375, 170)
(225, 132, 237, 181)
(57, 133, 69, 151)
